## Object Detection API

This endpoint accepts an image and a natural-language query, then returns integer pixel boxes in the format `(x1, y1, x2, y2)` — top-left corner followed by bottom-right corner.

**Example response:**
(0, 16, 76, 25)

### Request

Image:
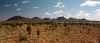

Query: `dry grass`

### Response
(0, 22, 100, 43)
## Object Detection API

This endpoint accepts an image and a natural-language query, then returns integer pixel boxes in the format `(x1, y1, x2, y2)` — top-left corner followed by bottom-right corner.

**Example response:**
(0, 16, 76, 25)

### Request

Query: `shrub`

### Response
(0, 22, 2, 28)
(26, 25, 31, 36)
(37, 28, 40, 38)
(44, 27, 48, 32)
(19, 35, 27, 42)
(10, 23, 17, 30)
(64, 22, 67, 27)
(18, 23, 23, 27)
(37, 28, 40, 35)
(87, 28, 91, 34)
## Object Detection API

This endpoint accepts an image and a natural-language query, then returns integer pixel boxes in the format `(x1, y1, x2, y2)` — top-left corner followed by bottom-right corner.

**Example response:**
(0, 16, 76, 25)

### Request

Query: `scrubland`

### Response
(0, 21, 100, 43)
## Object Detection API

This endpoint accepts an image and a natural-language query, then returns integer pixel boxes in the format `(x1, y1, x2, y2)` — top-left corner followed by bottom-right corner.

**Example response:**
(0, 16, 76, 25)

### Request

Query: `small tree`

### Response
(64, 22, 67, 27)
(18, 23, 23, 28)
(37, 28, 40, 38)
(10, 23, 17, 30)
(87, 28, 91, 34)
(64, 27, 70, 36)
(0, 22, 2, 28)
(26, 25, 31, 38)
(19, 35, 28, 42)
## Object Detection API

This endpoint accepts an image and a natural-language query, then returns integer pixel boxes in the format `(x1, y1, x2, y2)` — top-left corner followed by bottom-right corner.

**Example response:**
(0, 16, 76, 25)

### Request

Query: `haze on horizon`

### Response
(0, 0, 100, 21)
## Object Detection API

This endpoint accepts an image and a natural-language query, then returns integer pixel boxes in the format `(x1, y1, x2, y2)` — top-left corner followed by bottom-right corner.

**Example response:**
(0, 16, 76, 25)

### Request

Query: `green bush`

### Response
(18, 23, 23, 27)
(0, 22, 2, 28)
(27, 25, 31, 35)
(37, 28, 40, 37)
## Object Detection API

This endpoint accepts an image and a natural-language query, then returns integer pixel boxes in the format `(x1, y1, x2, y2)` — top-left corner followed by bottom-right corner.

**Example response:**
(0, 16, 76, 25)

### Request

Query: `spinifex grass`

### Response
(26, 25, 31, 38)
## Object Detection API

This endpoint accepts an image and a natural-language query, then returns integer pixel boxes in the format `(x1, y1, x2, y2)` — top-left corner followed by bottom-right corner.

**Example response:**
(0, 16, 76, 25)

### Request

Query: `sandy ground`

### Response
(0, 23, 100, 43)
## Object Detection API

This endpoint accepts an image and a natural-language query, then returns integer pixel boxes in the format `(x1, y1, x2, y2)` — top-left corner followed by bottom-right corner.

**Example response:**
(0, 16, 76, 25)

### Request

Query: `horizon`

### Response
(0, 0, 100, 21)
(7, 15, 88, 19)
(4, 15, 97, 21)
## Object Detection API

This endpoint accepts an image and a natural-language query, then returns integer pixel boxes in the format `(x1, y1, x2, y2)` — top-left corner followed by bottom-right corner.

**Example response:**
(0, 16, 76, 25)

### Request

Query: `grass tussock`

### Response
(0, 21, 99, 43)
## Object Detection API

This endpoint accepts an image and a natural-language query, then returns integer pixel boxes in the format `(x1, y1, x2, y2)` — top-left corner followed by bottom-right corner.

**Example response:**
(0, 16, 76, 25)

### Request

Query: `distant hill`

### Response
(43, 18, 51, 20)
(6, 16, 87, 21)
(32, 17, 42, 20)
(6, 16, 31, 21)
(56, 16, 66, 20)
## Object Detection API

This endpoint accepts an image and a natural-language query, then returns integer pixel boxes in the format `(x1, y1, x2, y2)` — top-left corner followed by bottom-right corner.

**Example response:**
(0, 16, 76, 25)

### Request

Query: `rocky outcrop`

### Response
(56, 16, 66, 20)
(43, 18, 51, 20)
(6, 16, 87, 21)
(32, 17, 42, 20)
(6, 16, 31, 21)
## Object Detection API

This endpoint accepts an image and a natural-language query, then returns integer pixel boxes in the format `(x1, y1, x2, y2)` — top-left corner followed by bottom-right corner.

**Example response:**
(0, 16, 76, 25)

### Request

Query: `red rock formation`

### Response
(56, 16, 66, 20)
(6, 16, 31, 21)
(32, 17, 42, 20)
(43, 18, 51, 20)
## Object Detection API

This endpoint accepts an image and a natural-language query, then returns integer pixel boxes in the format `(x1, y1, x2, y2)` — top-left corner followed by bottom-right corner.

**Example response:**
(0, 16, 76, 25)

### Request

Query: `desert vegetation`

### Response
(0, 21, 100, 43)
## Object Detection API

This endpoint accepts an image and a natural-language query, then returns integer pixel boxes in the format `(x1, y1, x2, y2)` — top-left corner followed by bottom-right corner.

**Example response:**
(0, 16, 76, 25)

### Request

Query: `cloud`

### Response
(69, 9, 74, 11)
(53, 10, 68, 14)
(51, 10, 68, 14)
(26, 14, 34, 15)
(22, 1, 27, 3)
(75, 11, 92, 20)
(45, 10, 73, 19)
(94, 9, 100, 12)
(67, 14, 72, 17)
(28, 1, 30, 3)
(45, 12, 52, 15)
(54, 2, 65, 8)
(33, 7, 39, 8)
(14, 4, 17, 6)
(79, 11, 84, 14)
(92, 9, 100, 16)
(56, 14, 71, 18)
(17, 8, 21, 10)
(5, 4, 17, 7)
(4, 5, 11, 6)
(46, 9, 100, 21)
(74, 10, 100, 20)
(56, 15, 63, 17)
(22, 1, 30, 3)
(80, 0, 100, 7)
(32, 14, 34, 15)
(53, 10, 63, 14)
(18, 13, 21, 14)
(26, 14, 29, 15)
(76, 11, 91, 17)
(45, 10, 69, 16)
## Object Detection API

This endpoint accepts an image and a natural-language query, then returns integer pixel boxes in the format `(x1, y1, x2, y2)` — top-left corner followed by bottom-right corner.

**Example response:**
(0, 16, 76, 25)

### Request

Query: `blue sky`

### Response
(0, 0, 100, 21)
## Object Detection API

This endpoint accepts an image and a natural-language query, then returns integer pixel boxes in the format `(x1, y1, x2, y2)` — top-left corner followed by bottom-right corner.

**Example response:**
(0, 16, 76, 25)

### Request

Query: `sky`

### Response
(0, 0, 100, 21)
